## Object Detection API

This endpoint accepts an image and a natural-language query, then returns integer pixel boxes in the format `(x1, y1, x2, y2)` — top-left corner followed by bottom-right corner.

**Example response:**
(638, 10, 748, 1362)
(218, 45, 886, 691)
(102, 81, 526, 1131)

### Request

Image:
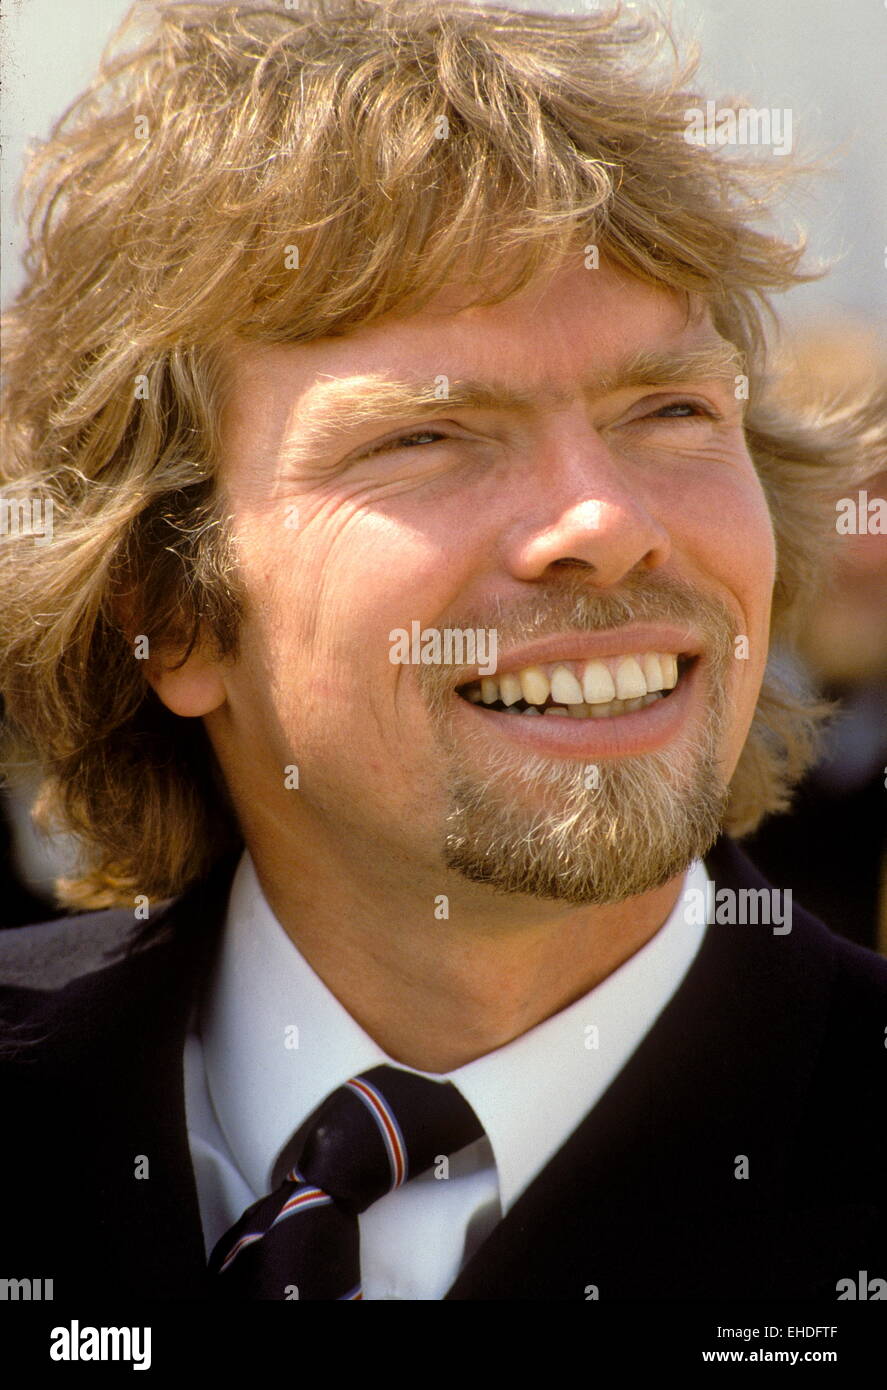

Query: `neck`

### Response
(245, 830, 688, 1074)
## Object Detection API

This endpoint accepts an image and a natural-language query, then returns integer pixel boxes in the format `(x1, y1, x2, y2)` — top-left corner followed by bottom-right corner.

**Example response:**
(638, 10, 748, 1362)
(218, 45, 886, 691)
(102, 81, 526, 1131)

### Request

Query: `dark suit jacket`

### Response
(2, 835, 885, 1301)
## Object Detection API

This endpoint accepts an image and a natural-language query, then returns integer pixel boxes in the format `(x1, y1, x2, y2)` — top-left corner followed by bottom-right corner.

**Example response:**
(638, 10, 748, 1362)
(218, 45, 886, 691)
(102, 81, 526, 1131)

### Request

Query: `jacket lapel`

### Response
(1, 853, 239, 1299)
(445, 837, 839, 1299)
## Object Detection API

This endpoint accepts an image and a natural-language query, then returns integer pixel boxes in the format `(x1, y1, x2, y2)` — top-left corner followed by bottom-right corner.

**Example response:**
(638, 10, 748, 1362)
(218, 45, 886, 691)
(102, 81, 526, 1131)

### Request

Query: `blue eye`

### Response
(362, 429, 447, 458)
(393, 430, 446, 446)
(649, 400, 717, 419)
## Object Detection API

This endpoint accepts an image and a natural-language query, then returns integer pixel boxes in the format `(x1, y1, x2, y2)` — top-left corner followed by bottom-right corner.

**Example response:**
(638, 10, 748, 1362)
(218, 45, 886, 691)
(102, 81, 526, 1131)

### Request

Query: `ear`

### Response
(116, 588, 228, 719)
(144, 644, 227, 718)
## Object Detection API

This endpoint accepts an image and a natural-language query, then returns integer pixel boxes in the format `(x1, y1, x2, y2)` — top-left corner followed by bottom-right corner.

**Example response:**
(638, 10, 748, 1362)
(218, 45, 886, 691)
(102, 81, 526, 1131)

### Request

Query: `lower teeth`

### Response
(502, 692, 664, 719)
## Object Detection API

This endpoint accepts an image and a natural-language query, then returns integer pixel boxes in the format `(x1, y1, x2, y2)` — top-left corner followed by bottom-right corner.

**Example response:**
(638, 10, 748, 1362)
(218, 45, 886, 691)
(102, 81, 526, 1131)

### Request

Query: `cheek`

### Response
(727, 480, 777, 646)
(663, 461, 775, 731)
(669, 458, 776, 617)
(709, 478, 776, 744)
(230, 499, 475, 719)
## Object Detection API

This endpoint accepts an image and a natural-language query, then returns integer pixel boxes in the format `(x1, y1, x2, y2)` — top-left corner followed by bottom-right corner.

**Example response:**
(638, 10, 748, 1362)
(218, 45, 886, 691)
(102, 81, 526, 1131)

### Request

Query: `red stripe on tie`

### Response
(348, 1078, 406, 1188)
(219, 1231, 263, 1273)
(277, 1188, 329, 1218)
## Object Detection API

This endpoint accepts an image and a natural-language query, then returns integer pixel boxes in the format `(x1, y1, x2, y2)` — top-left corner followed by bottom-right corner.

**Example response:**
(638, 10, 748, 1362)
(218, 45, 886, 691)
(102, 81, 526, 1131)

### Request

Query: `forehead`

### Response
(222, 258, 724, 432)
(375, 259, 712, 367)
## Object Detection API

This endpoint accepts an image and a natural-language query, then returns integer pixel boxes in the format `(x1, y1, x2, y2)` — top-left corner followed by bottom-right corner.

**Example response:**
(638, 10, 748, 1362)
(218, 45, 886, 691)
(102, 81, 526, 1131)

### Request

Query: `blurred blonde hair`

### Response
(2, 0, 883, 908)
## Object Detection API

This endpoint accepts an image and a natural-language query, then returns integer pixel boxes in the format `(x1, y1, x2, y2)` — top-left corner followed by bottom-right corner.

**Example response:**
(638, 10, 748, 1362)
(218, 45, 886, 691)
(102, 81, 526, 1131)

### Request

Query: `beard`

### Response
(417, 573, 736, 905)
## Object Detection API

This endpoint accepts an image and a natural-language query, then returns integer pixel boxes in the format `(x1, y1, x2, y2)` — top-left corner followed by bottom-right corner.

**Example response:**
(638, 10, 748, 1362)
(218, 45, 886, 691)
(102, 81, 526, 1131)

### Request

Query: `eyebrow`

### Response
(283, 340, 745, 464)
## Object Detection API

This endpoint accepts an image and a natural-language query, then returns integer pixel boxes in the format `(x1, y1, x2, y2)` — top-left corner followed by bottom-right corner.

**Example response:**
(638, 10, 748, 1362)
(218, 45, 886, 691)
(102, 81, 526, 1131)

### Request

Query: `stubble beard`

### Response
(419, 577, 735, 906)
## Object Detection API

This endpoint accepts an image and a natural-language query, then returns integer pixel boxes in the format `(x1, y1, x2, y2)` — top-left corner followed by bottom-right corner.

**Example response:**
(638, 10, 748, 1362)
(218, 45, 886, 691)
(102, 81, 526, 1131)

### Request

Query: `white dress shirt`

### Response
(184, 852, 710, 1300)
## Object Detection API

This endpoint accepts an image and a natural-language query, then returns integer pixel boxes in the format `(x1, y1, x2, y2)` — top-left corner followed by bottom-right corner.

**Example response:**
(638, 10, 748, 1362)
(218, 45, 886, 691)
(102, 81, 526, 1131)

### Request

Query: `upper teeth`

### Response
(467, 653, 680, 706)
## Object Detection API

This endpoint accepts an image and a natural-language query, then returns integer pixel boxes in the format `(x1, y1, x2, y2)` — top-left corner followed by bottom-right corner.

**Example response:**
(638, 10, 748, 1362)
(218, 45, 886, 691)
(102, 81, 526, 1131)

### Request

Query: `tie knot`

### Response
(290, 1064, 484, 1214)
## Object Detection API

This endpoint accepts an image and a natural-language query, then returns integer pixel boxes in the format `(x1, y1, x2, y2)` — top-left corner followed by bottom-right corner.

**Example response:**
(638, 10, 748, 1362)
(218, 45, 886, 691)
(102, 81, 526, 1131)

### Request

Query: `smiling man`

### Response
(1, 0, 885, 1307)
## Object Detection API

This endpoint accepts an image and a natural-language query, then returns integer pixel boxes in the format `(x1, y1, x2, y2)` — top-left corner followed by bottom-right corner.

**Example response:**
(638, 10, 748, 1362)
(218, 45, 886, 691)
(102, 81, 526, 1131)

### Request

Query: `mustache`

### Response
(415, 570, 739, 704)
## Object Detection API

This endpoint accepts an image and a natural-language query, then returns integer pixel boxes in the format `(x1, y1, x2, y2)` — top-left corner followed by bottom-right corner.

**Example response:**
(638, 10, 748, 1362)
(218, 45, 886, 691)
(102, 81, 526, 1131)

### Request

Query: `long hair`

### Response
(1, 0, 881, 908)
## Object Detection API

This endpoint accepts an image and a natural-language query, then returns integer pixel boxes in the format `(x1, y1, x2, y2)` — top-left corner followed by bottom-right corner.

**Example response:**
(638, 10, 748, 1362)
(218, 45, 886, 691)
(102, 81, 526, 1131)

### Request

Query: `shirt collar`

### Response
(201, 852, 708, 1210)
(448, 857, 708, 1210)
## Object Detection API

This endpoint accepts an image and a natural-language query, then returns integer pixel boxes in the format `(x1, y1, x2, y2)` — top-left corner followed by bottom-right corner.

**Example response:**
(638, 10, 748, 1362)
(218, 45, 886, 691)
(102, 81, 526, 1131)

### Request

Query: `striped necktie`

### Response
(208, 1063, 485, 1300)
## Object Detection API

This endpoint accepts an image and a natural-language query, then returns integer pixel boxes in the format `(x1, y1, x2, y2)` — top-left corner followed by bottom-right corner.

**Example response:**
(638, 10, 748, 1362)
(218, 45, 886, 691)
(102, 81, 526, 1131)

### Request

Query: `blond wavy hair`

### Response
(2, 0, 882, 910)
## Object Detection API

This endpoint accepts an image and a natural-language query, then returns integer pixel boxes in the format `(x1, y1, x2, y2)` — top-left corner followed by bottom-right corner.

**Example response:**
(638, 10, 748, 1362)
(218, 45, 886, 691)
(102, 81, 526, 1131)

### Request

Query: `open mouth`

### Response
(456, 653, 697, 720)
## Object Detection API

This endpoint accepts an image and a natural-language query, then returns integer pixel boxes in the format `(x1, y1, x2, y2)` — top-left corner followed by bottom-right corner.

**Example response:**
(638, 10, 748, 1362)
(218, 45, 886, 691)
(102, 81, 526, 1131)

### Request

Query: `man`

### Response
(1, 0, 885, 1304)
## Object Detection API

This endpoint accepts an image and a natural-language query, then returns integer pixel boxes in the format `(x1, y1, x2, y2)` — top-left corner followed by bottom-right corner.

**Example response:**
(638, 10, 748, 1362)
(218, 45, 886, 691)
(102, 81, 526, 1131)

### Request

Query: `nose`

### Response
(500, 423, 672, 587)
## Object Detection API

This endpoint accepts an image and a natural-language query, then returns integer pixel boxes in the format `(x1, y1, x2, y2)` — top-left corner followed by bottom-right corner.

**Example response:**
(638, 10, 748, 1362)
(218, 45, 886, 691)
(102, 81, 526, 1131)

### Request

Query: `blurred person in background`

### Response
(743, 322, 887, 953)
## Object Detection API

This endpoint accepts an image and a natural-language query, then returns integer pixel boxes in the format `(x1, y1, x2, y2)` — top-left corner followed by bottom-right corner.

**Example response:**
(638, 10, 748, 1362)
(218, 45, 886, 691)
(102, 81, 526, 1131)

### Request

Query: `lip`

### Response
(454, 623, 702, 686)
(454, 652, 702, 757)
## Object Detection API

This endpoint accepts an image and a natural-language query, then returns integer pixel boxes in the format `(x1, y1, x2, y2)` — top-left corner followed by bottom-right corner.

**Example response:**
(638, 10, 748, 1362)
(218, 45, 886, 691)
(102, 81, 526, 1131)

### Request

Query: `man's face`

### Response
(196, 258, 775, 907)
